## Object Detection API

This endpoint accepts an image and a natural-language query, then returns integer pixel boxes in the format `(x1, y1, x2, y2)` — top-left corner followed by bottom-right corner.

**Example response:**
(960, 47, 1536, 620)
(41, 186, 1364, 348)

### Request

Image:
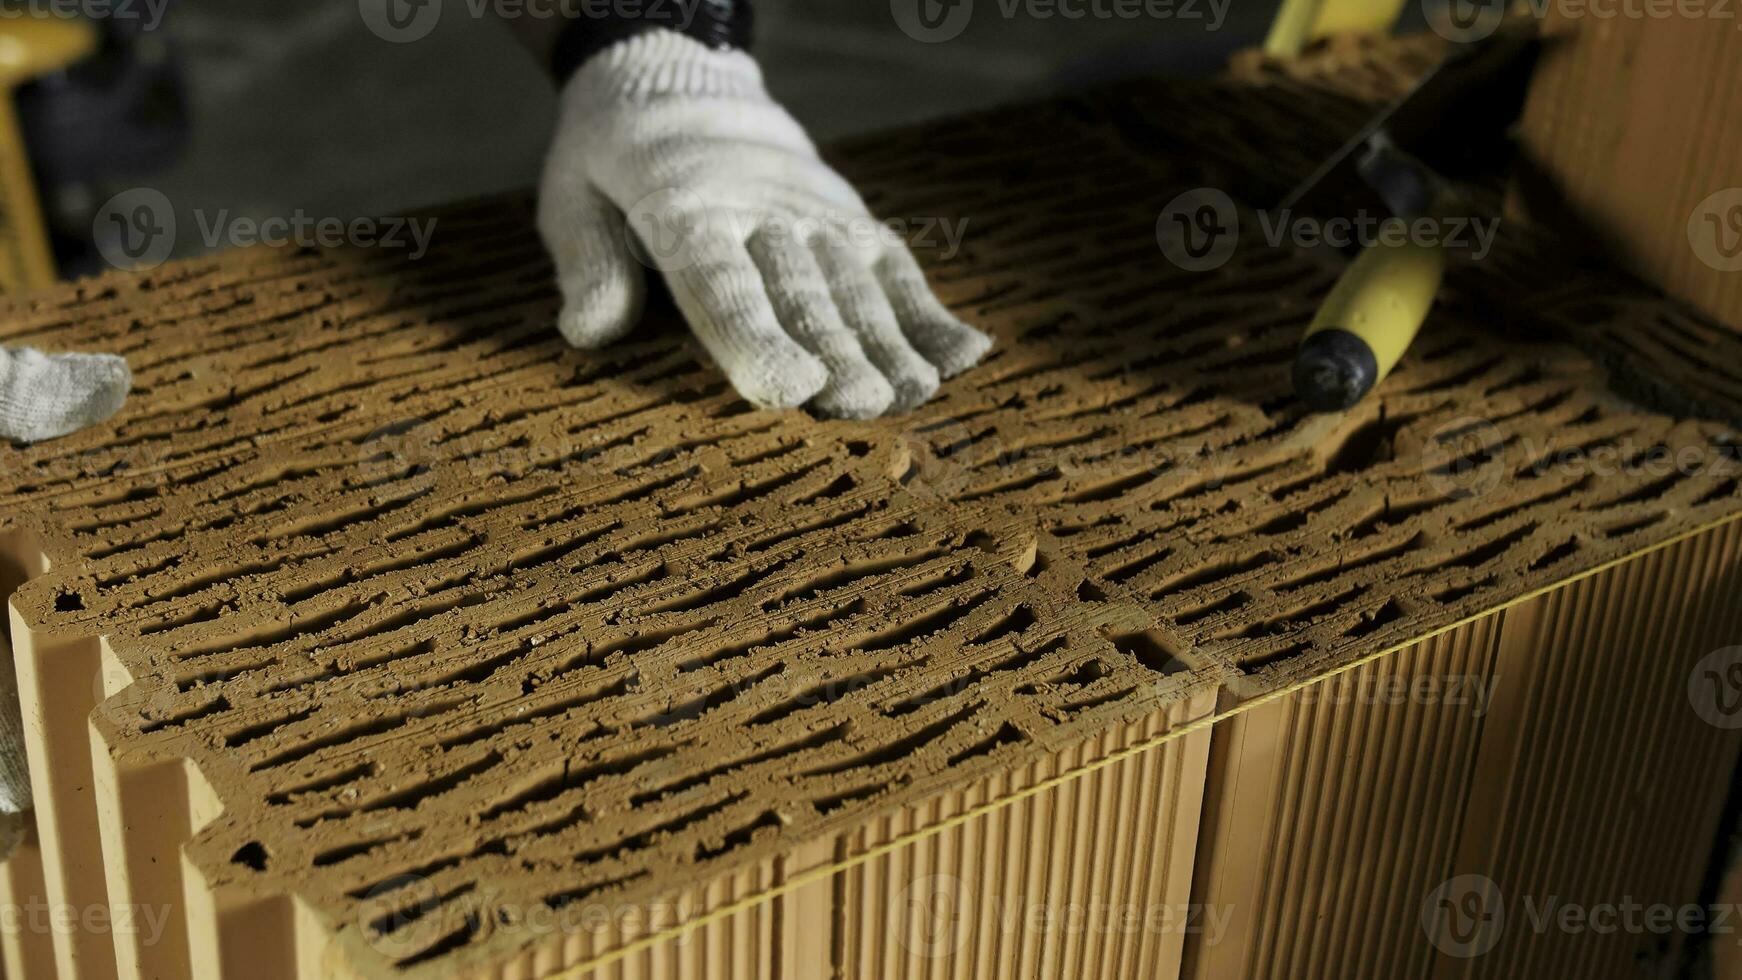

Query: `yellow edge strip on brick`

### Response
(556, 506, 1742, 979)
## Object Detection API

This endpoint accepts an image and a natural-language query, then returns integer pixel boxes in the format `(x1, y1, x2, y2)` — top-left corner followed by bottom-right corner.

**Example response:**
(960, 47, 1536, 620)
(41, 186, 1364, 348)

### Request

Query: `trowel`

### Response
(1282, 25, 1542, 411)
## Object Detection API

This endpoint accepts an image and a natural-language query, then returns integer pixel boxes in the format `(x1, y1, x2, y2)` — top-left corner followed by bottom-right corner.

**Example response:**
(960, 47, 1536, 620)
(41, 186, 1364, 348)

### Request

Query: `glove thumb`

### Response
(537, 180, 646, 350)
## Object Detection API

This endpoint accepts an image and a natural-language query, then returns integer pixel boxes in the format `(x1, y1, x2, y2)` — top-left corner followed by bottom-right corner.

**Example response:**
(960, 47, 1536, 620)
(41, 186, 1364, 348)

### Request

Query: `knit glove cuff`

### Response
(550, 0, 753, 85)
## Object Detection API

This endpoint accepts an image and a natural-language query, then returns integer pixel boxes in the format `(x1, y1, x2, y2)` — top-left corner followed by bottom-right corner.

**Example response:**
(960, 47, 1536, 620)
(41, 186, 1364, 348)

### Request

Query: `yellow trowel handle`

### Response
(1292, 218, 1446, 411)
(0, 14, 98, 293)
(1264, 0, 1409, 57)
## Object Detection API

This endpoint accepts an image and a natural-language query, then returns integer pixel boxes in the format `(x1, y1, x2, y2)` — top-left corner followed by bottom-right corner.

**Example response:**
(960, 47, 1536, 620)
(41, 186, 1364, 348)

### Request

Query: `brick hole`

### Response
(802, 705, 977, 778)
(1528, 536, 1583, 572)
(813, 782, 882, 814)
(1321, 414, 1403, 477)
(231, 841, 269, 871)
(945, 722, 1025, 767)
(1342, 599, 1407, 639)
(1108, 630, 1189, 676)
(1057, 685, 1140, 715)
(1693, 477, 1738, 507)
(1237, 640, 1314, 673)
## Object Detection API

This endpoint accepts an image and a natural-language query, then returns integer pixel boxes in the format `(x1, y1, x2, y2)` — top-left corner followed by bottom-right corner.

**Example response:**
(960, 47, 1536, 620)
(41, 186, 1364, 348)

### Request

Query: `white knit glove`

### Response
(0, 346, 131, 443)
(537, 32, 991, 418)
(0, 647, 27, 858)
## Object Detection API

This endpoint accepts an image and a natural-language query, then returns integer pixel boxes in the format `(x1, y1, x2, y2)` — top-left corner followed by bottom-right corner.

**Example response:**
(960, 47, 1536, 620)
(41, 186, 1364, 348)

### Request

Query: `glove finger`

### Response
(0, 347, 130, 444)
(814, 238, 939, 413)
(537, 180, 646, 349)
(875, 245, 992, 379)
(747, 228, 893, 420)
(666, 234, 828, 410)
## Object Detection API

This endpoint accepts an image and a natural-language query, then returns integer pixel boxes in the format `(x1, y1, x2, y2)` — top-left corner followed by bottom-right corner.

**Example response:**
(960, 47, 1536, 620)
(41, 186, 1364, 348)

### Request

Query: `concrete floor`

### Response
(143, 0, 1286, 241)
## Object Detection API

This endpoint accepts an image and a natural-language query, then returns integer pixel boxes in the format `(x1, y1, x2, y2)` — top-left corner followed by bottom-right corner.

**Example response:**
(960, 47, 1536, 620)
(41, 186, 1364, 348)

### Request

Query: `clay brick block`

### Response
(0, 34, 1736, 980)
(1186, 522, 1742, 978)
(1515, 13, 1742, 335)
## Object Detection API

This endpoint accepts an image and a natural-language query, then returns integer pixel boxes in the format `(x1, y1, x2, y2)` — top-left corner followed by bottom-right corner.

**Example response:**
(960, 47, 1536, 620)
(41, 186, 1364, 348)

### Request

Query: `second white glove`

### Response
(0, 345, 130, 444)
(537, 31, 991, 418)
(0, 343, 130, 860)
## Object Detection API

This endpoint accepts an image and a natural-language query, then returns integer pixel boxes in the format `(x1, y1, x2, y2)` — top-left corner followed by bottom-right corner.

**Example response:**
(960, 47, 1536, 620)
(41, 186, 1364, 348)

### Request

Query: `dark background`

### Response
(125, 0, 1296, 252)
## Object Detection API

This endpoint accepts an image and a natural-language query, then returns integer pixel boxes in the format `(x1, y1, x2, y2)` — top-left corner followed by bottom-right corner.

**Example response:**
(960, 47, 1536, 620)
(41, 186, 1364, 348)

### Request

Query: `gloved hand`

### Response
(0, 345, 131, 443)
(537, 32, 991, 418)
(0, 648, 27, 858)
(0, 345, 129, 856)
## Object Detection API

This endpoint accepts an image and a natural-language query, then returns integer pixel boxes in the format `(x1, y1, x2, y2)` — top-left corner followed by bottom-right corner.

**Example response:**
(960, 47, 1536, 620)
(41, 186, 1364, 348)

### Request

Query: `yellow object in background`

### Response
(1292, 218, 1447, 411)
(0, 13, 96, 293)
(1264, 0, 1410, 57)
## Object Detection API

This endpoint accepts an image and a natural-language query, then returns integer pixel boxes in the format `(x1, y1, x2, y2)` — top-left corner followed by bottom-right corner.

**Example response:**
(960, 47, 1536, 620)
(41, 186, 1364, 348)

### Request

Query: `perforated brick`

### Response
(0, 33, 1738, 979)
